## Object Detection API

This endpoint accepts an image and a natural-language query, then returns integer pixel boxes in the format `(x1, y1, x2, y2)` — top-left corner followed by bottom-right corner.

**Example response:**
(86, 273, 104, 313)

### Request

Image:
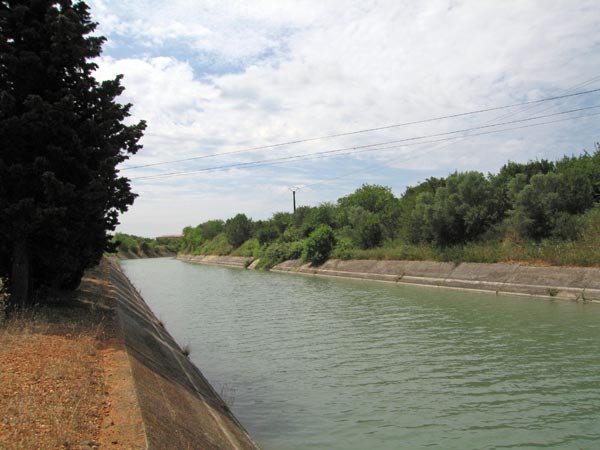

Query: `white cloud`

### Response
(89, 0, 600, 235)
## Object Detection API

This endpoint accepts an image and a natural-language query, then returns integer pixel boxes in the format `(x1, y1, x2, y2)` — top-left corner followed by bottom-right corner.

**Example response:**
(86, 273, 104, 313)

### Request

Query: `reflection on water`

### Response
(121, 258, 600, 450)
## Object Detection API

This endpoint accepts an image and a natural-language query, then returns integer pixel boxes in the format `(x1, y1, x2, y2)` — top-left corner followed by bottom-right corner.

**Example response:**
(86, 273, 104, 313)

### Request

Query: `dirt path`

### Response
(0, 261, 145, 450)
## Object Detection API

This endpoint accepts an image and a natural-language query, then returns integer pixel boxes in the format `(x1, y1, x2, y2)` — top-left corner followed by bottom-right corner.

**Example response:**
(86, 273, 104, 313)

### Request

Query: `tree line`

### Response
(112, 233, 181, 258)
(181, 147, 600, 269)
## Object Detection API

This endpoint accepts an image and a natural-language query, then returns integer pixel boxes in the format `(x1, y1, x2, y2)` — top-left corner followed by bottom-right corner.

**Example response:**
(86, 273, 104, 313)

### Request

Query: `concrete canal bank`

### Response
(108, 259, 259, 449)
(177, 254, 600, 301)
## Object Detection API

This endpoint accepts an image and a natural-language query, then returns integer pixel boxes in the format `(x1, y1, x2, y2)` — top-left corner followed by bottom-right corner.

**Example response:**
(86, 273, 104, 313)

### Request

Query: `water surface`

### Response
(120, 258, 600, 449)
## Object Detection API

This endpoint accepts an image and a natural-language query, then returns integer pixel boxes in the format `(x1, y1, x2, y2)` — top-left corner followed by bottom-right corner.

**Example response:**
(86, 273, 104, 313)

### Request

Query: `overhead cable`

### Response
(131, 107, 600, 181)
(122, 87, 600, 171)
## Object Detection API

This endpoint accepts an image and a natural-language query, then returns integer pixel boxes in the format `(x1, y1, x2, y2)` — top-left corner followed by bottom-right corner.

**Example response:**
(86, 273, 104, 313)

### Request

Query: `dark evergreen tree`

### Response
(0, 0, 145, 306)
(224, 214, 253, 247)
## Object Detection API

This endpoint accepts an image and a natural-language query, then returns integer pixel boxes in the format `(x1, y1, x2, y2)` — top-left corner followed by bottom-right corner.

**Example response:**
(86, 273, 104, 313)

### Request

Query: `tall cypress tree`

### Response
(0, 0, 145, 306)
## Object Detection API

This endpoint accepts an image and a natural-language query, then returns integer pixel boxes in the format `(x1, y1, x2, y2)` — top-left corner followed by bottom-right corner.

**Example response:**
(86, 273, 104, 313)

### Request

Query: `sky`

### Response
(87, 0, 600, 237)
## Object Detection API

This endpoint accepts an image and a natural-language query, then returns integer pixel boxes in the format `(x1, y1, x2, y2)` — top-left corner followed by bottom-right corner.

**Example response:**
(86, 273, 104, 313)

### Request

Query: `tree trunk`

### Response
(11, 237, 30, 308)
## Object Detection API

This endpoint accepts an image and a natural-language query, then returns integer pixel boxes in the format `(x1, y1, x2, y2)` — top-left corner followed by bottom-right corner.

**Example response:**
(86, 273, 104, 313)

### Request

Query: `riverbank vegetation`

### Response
(112, 233, 181, 259)
(181, 147, 600, 269)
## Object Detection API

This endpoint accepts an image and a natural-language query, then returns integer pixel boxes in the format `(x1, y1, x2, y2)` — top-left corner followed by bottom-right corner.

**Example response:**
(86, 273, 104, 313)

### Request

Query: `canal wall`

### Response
(107, 259, 259, 449)
(271, 259, 600, 301)
(177, 254, 256, 269)
(176, 254, 600, 301)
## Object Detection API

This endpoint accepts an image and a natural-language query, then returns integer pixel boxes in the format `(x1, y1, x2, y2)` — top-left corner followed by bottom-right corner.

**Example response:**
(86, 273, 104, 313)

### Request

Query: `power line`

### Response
(297, 112, 600, 189)
(132, 107, 600, 181)
(296, 75, 600, 191)
(131, 107, 600, 181)
(132, 111, 600, 184)
(121, 87, 600, 171)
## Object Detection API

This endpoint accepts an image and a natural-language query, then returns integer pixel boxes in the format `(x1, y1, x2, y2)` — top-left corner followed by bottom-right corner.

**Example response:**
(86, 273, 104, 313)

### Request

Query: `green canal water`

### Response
(120, 258, 600, 449)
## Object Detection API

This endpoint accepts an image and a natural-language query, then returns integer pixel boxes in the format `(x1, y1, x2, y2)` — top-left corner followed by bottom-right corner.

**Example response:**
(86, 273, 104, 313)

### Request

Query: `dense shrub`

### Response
(271, 212, 293, 234)
(179, 147, 600, 268)
(199, 220, 225, 241)
(339, 184, 400, 240)
(197, 233, 232, 255)
(232, 238, 261, 257)
(513, 171, 594, 240)
(258, 241, 304, 270)
(303, 225, 336, 265)
(112, 233, 180, 256)
(356, 214, 383, 249)
(410, 171, 498, 245)
(338, 184, 395, 213)
(225, 214, 253, 247)
(331, 237, 355, 260)
(256, 225, 279, 246)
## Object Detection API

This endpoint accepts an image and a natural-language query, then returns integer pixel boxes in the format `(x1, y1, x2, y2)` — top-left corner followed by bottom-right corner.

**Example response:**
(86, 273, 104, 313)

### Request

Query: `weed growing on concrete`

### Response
(547, 288, 559, 297)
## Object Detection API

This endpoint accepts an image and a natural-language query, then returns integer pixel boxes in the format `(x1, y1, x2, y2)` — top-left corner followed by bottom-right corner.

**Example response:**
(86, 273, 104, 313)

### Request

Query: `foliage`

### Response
(155, 236, 182, 253)
(179, 146, 600, 268)
(181, 220, 224, 252)
(232, 238, 261, 258)
(331, 237, 355, 260)
(338, 184, 400, 240)
(490, 159, 555, 214)
(512, 171, 594, 240)
(112, 233, 180, 257)
(199, 220, 225, 241)
(338, 184, 395, 213)
(355, 213, 383, 249)
(271, 212, 292, 234)
(410, 171, 499, 245)
(181, 226, 203, 252)
(302, 225, 336, 265)
(255, 224, 279, 246)
(0, 0, 145, 305)
(197, 233, 232, 256)
(257, 241, 304, 270)
(225, 214, 253, 248)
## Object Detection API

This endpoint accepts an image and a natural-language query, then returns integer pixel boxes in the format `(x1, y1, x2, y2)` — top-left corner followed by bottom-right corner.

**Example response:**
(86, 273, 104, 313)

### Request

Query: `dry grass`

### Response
(0, 304, 113, 450)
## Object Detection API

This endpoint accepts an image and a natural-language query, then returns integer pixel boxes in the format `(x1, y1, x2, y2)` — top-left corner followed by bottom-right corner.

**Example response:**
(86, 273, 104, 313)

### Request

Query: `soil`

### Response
(0, 262, 145, 450)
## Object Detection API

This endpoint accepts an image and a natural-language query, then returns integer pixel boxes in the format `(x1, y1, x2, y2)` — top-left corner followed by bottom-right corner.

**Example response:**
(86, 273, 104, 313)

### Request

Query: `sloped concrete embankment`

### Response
(177, 254, 256, 269)
(175, 254, 600, 301)
(271, 259, 600, 301)
(107, 260, 259, 449)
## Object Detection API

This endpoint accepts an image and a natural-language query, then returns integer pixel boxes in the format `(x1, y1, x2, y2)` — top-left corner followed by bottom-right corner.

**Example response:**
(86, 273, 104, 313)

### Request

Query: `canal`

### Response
(120, 257, 600, 449)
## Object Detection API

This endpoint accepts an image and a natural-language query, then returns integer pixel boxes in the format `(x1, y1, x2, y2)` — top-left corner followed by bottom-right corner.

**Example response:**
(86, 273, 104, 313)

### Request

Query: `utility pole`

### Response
(293, 190, 296, 213)
(289, 186, 298, 213)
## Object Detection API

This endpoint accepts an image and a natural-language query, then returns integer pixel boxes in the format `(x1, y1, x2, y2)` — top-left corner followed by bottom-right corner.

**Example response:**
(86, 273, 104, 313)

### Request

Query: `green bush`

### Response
(410, 171, 499, 245)
(331, 237, 355, 260)
(176, 148, 600, 268)
(197, 233, 233, 255)
(232, 238, 261, 257)
(256, 225, 279, 246)
(303, 225, 336, 265)
(356, 215, 383, 249)
(257, 241, 304, 270)
(225, 214, 253, 247)
(513, 171, 594, 240)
